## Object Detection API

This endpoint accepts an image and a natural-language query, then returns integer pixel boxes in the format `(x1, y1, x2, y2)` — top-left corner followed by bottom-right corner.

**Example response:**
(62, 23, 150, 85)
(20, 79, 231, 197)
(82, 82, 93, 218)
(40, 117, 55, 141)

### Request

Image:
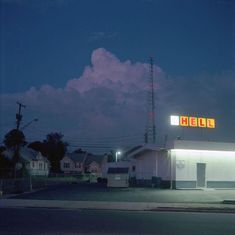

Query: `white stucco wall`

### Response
(171, 149, 235, 183)
(157, 151, 171, 181)
(135, 151, 157, 180)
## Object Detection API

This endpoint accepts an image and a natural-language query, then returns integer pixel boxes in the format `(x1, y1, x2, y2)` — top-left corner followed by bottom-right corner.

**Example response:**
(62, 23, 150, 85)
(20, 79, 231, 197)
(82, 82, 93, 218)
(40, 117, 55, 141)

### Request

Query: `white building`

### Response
(127, 145, 169, 187)
(169, 140, 235, 189)
(3, 147, 50, 176)
(127, 140, 235, 189)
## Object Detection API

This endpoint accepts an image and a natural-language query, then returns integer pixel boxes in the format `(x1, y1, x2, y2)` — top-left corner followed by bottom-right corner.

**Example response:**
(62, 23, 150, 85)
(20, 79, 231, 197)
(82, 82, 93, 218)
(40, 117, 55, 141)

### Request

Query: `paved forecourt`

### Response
(1, 184, 235, 212)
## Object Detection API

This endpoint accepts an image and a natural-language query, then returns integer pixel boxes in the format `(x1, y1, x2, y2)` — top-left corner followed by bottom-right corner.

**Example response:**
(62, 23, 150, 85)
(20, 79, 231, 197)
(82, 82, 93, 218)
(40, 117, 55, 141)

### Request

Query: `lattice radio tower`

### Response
(145, 56, 156, 144)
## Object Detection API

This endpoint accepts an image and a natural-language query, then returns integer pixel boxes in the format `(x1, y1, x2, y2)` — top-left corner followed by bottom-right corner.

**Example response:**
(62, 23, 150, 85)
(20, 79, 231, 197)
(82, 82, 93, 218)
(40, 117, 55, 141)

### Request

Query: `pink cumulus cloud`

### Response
(66, 48, 163, 94)
(1, 48, 235, 152)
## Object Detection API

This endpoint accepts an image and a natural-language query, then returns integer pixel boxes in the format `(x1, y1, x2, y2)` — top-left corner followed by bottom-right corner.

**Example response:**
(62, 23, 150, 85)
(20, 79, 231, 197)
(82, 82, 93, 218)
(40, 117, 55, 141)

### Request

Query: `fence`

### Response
(0, 173, 100, 195)
(0, 176, 74, 195)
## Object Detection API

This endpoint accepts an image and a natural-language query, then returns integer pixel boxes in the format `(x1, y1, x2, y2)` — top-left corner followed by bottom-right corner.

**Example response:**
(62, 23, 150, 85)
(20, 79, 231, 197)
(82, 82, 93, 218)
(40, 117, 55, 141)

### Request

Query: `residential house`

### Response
(60, 152, 87, 174)
(84, 154, 107, 177)
(3, 147, 50, 176)
(60, 152, 107, 177)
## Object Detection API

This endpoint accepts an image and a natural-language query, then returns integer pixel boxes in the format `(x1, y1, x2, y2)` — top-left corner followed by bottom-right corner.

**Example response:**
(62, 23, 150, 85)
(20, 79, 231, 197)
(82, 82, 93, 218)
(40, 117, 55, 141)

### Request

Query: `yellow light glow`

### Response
(180, 116, 189, 126)
(207, 118, 215, 128)
(170, 115, 216, 128)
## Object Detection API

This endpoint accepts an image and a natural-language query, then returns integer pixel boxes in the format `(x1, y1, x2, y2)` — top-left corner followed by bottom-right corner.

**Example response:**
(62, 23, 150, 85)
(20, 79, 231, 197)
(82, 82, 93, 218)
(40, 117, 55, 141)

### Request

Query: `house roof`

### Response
(168, 140, 235, 151)
(3, 147, 48, 162)
(65, 152, 87, 163)
(107, 167, 129, 174)
(124, 145, 143, 156)
(126, 141, 235, 159)
(127, 144, 166, 158)
(85, 154, 105, 165)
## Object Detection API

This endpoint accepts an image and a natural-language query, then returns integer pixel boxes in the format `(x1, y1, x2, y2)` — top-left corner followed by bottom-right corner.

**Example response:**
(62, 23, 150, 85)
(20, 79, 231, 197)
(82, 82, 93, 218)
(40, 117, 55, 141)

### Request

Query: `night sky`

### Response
(1, 0, 235, 153)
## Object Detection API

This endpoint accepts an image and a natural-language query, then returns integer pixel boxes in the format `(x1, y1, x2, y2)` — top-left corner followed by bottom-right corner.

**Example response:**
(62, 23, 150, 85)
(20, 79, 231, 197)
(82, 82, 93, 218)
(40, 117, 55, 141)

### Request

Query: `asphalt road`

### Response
(10, 184, 235, 203)
(1, 208, 235, 235)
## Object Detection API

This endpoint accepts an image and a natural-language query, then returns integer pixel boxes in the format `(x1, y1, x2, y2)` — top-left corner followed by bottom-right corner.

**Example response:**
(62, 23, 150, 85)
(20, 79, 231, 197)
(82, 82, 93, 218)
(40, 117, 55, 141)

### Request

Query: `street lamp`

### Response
(21, 118, 38, 130)
(115, 151, 121, 162)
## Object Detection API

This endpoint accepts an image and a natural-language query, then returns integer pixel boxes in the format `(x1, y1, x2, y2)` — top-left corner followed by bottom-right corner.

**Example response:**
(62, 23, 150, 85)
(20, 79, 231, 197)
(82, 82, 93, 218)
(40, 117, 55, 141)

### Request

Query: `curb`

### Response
(223, 200, 235, 205)
(1, 199, 235, 213)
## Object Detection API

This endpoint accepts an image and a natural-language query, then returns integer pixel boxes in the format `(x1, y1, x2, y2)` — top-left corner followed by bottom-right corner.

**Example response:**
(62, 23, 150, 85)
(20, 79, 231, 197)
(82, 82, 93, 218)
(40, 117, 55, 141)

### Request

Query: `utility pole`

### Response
(16, 102, 26, 130)
(14, 102, 26, 178)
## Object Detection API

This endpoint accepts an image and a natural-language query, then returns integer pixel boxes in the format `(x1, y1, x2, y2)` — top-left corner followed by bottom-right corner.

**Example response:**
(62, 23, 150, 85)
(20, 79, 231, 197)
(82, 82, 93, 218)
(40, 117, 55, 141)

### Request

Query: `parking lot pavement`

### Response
(6, 184, 235, 204)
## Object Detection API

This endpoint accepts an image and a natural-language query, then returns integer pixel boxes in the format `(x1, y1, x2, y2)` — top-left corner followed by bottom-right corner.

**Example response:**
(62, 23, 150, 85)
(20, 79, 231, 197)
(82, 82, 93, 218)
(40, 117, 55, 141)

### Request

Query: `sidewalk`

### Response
(1, 185, 235, 213)
(1, 198, 235, 213)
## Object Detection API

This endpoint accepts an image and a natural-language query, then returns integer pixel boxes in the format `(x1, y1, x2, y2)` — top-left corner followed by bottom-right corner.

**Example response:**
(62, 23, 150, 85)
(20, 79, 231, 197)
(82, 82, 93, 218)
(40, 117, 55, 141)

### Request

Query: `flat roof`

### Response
(169, 140, 235, 151)
(126, 144, 166, 158)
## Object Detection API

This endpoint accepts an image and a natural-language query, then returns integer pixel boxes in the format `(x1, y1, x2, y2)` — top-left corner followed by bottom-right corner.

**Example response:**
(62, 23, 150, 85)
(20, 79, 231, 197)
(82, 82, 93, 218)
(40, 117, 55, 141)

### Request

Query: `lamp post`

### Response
(19, 118, 38, 178)
(115, 151, 121, 162)
(21, 118, 38, 130)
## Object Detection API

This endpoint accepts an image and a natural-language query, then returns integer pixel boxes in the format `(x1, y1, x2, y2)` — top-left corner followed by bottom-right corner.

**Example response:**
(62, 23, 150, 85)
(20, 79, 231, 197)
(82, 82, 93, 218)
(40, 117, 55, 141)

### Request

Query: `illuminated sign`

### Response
(170, 115, 215, 128)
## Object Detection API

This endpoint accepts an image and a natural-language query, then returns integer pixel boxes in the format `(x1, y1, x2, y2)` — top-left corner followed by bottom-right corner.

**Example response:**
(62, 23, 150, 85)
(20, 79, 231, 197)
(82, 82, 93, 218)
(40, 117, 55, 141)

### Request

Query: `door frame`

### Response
(196, 163, 206, 188)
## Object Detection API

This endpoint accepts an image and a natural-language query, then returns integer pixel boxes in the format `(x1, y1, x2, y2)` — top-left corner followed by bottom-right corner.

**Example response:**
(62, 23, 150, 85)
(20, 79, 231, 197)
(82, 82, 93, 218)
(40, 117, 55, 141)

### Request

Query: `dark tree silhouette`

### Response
(0, 146, 12, 178)
(43, 132, 68, 173)
(3, 129, 26, 177)
(107, 150, 115, 162)
(0, 146, 6, 154)
(28, 141, 46, 155)
(4, 129, 26, 149)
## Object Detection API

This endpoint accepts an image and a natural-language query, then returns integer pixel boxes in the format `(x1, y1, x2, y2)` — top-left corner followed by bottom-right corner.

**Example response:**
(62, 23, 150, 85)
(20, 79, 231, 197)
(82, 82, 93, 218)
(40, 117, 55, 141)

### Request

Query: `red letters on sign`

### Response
(180, 116, 189, 126)
(189, 117, 197, 127)
(198, 118, 206, 128)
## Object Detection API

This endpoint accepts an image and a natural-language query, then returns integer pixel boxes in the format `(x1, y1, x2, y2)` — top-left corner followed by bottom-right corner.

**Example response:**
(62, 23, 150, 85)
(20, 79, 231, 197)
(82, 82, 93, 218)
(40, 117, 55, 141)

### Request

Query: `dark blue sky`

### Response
(1, 0, 234, 93)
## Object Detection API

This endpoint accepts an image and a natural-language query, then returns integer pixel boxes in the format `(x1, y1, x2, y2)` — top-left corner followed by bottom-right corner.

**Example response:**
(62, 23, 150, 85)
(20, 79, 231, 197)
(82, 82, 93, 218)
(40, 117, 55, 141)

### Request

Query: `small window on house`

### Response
(39, 163, 43, 170)
(32, 162, 35, 168)
(132, 166, 136, 172)
(91, 168, 97, 173)
(64, 162, 70, 168)
(75, 162, 80, 168)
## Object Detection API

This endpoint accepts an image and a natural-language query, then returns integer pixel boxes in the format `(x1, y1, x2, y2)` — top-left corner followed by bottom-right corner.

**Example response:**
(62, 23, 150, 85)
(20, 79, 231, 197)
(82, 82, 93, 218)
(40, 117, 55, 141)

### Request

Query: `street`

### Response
(0, 208, 235, 235)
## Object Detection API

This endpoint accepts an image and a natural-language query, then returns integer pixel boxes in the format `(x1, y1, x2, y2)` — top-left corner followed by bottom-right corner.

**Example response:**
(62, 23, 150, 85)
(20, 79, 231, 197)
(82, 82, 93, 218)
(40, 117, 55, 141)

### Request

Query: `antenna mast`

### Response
(145, 56, 156, 144)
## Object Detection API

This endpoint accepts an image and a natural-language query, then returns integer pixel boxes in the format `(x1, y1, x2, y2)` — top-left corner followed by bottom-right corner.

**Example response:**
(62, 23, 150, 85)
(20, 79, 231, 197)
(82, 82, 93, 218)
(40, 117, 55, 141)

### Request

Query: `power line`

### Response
(26, 126, 143, 141)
